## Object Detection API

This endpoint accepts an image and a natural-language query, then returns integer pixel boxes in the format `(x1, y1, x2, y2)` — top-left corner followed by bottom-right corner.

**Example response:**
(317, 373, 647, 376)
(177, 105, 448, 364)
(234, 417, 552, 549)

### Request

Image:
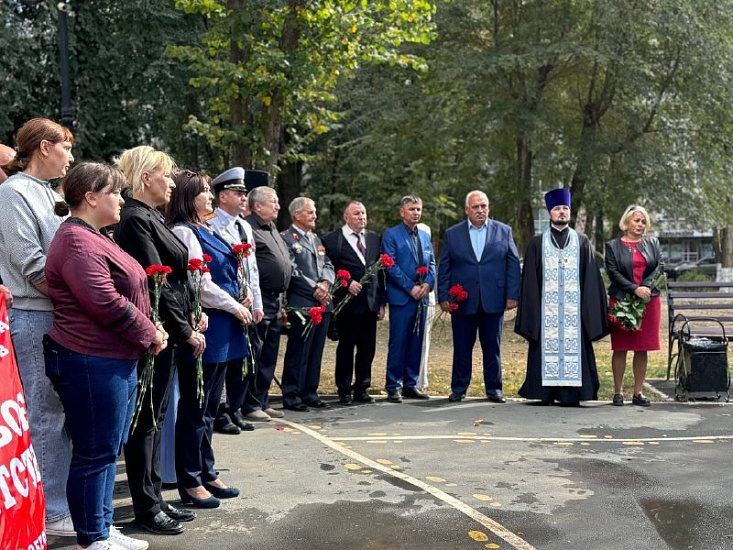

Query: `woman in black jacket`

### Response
(114, 146, 205, 534)
(605, 205, 663, 407)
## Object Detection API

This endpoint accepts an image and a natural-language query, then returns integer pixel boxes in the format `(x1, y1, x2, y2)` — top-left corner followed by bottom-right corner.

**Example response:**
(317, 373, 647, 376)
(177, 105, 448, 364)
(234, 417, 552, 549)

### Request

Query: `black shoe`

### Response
(386, 391, 402, 403)
(632, 393, 651, 407)
(284, 403, 311, 412)
(231, 410, 256, 431)
(136, 511, 185, 535)
(402, 387, 429, 399)
(203, 482, 240, 499)
(338, 394, 353, 405)
(161, 504, 196, 522)
(214, 413, 241, 435)
(448, 392, 464, 403)
(353, 392, 375, 404)
(178, 488, 220, 509)
(304, 399, 330, 409)
(612, 393, 624, 406)
(487, 391, 506, 403)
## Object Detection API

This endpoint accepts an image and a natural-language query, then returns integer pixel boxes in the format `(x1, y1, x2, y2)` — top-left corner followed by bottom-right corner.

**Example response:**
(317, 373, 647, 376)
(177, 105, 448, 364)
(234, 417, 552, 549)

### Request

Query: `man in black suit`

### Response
(322, 201, 385, 405)
(280, 197, 335, 411)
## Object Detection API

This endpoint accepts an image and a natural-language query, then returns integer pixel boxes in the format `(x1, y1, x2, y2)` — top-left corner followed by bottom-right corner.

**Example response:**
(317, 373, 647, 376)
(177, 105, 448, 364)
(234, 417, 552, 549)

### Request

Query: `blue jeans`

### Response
(9, 309, 71, 522)
(44, 337, 137, 546)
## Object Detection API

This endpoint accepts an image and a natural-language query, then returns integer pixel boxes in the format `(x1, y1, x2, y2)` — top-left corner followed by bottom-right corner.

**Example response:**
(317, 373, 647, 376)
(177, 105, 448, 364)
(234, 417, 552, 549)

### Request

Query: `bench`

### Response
(666, 280, 733, 380)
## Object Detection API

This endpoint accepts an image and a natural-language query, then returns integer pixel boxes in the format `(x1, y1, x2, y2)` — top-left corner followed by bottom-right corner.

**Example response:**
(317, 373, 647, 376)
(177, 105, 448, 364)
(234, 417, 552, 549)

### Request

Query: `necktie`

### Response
(354, 232, 367, 257)
(411, 228, 424, 266)
(236, 220, 248, 243)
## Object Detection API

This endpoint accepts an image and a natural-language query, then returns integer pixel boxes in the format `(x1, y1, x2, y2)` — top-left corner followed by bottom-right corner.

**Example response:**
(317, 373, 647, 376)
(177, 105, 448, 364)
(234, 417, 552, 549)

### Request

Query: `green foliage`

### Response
(169, 0, 439, 172)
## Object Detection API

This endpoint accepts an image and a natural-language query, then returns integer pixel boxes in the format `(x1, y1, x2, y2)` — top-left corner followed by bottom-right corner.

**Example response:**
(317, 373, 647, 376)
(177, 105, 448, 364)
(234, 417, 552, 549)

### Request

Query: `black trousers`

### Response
(224, 327, 253, 414)
(124, 344, 178, 519)
(281, 312, 329, 407)
(243, 294, 282, 413)
(176, 359, 228, 489)
(334, 310, 378, 396)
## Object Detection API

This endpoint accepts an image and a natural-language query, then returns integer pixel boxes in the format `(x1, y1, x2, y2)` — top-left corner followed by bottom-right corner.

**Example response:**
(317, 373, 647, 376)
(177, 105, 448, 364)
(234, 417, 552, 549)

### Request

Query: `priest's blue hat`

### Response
(544, 188, 571, 211)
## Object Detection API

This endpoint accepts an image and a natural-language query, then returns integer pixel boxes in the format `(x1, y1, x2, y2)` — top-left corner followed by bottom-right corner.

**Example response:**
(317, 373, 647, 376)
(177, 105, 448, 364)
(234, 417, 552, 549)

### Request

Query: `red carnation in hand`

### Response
(340, 279, 349, 287)
(379, 254, 395, 269)
(450, 303, 459, 311)
(336, 270, 351, 281)
(202, 253, 213, 263)
(187, 259, 203, 271)
(233, 243, 253, 257)
(416, 266, 429, 277)
(145, 265, 173, 278)
(308, 306, 324, 325)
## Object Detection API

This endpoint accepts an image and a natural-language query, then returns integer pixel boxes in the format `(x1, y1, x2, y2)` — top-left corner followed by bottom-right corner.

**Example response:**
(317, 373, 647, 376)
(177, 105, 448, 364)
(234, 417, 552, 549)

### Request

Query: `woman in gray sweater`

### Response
(0, 118, 75, 537)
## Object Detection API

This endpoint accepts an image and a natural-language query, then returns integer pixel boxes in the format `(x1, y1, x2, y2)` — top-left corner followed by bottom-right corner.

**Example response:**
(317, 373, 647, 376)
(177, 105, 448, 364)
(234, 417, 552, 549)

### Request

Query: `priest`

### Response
(514, 188, 609, 405)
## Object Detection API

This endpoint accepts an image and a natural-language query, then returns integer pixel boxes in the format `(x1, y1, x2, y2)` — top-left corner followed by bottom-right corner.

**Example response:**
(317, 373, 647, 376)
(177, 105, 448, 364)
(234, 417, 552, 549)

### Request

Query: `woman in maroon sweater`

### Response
(44, 162, 167, 550)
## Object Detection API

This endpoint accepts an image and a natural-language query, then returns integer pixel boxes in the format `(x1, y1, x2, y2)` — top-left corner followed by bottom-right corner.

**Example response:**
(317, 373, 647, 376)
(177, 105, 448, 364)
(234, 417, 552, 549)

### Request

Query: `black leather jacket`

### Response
(605, 236, 663, 300)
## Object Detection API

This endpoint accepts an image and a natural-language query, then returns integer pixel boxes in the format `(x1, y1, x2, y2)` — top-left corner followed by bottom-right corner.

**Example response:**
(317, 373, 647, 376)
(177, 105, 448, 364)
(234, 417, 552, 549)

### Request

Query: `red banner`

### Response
(0, 294, 47, 549)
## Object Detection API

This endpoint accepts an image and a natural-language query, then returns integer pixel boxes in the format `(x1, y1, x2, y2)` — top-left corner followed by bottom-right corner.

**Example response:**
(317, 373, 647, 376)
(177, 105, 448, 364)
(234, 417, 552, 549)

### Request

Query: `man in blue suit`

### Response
(382, 195, 436, 403)
(438, 190, 521, 403)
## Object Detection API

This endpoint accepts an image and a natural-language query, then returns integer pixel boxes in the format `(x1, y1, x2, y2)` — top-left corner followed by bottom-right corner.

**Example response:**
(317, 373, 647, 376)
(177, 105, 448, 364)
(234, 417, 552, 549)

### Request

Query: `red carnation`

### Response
(233, 243, 253, 257)
(336, 269, 351, 281)
(202, 253, 213, 263)
(450, 303, 459, 311)
(145, 264, 172, 278)
(340, 279, 349, 287)
(187, 258, 203, 271)
(416, 266, 429, 277)
(379, 254, 395, 269)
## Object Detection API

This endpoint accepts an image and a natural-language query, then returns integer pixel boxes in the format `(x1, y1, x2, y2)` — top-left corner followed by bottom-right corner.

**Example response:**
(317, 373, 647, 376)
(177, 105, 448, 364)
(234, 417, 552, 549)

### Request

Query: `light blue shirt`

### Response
(468, 220, 487, 261)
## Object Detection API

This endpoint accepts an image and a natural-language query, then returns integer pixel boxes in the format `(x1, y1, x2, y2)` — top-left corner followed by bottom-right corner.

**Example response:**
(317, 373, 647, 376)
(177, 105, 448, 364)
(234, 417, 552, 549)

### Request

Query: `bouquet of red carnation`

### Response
(187, 255, 211, 406)
(133, 264, 172, 431)
(434, 283, 469, 325)
(284, 305, 326, 339)
(608, 267, 666, 332)
(330, 270, 352, 294)
(232, 242, 256, 378)
(333, 254, 395, 318)
(413, 266, 430, 334)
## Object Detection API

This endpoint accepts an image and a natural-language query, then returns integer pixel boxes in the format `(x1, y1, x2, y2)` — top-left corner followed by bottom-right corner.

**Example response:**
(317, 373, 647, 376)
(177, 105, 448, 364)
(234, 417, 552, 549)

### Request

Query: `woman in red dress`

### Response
(605, 205, 663, 407)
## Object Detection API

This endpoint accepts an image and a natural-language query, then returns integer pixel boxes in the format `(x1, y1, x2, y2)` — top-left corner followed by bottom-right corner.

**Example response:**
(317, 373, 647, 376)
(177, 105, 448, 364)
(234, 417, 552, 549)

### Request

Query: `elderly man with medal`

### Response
(514, 188, 609, 406)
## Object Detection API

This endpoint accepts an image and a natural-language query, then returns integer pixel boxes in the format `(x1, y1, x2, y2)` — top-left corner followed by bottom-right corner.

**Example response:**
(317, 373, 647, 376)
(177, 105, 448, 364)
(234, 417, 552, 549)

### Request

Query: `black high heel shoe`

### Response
(203, 482, 240, 499)
(178, 487, 221, 508)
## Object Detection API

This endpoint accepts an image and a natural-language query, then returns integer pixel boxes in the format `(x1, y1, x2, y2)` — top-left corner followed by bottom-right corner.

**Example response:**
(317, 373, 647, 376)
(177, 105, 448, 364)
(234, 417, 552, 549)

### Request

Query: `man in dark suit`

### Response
(382, 195, 436, 403)
(438, 190, 521, 403)
(280, 197, 335, 411)
(322, 201, 385, 405)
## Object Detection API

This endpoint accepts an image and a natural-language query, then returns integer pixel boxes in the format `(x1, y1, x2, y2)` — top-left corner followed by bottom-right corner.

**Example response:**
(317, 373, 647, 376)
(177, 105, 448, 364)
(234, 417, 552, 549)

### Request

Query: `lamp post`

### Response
(57, 2, 74, 130)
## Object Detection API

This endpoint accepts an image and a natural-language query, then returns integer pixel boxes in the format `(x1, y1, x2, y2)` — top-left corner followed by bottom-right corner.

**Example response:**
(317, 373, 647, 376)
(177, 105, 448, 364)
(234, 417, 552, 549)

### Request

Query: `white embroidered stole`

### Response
(541, 229, 582, 387)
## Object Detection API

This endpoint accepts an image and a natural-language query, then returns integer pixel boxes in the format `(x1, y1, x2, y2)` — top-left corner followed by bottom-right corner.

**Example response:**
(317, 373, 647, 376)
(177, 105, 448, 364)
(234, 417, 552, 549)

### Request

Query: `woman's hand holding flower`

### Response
(235, 304, 252, 326)
(634, 286, 651, 300)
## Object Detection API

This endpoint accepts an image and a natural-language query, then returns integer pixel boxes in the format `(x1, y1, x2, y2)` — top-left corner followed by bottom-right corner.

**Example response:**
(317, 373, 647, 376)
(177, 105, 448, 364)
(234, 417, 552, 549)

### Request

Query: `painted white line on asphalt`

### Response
(280, 419, 537, 550)
(327, 434, 733, 443)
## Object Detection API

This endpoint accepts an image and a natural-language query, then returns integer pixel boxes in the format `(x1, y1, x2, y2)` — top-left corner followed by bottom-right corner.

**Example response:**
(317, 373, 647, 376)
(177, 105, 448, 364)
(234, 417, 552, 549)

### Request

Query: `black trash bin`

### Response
(676, 337, 730, 400)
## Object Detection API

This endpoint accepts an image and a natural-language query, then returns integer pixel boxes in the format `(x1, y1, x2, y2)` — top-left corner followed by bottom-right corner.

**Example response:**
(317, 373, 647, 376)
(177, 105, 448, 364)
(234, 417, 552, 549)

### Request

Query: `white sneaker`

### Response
(74, 539, 123, 550)
(244, 409, 271, 421)
(109, 526, 149, 550)
(47, 515, 75, 536)
(264, 407, 284, 418)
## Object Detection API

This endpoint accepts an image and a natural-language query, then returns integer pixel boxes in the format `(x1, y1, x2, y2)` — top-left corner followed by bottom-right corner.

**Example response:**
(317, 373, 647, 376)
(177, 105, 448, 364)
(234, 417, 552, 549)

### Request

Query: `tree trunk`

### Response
(516, 135, 534, 254)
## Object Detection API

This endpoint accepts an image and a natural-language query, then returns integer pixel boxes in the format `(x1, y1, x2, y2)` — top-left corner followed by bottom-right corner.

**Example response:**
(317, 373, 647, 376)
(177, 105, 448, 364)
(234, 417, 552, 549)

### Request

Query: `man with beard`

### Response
(514, 188, 609, 406)
(438, 190, 520, 403)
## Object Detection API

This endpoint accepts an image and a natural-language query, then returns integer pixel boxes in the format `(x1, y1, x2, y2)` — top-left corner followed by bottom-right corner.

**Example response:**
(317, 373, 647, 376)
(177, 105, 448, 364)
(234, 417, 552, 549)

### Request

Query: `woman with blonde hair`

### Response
(0, 117, 76, 536)
(605, 205, 663, 407)
(114, 146, 203, 534)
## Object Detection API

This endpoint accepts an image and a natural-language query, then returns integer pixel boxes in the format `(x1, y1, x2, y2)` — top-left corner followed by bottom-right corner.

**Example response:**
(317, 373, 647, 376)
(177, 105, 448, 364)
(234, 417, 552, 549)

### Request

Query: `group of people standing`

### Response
(0, 117, 663, 550)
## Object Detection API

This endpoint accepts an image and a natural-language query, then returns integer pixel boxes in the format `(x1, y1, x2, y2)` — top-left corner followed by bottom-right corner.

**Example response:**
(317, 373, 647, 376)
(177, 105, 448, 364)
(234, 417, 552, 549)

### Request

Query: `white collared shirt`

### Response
(341, 225, 366, 264)
(209, 207, 263, 311)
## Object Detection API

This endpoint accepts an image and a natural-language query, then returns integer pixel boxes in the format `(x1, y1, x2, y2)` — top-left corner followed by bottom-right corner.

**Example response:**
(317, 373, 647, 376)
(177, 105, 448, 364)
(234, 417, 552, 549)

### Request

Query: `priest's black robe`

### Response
(514, 229, 609, 403)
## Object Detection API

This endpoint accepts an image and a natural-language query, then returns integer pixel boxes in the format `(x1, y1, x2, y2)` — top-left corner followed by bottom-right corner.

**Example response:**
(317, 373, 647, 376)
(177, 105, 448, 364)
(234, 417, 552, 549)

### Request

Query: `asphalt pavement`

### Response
(49, 391, 733, 550)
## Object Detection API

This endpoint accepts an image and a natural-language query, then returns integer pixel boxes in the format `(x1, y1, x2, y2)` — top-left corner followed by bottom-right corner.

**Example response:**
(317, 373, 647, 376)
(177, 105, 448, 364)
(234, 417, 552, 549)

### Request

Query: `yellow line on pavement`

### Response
(328, 434, 733, 443)
(280, 419, 537, 550)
